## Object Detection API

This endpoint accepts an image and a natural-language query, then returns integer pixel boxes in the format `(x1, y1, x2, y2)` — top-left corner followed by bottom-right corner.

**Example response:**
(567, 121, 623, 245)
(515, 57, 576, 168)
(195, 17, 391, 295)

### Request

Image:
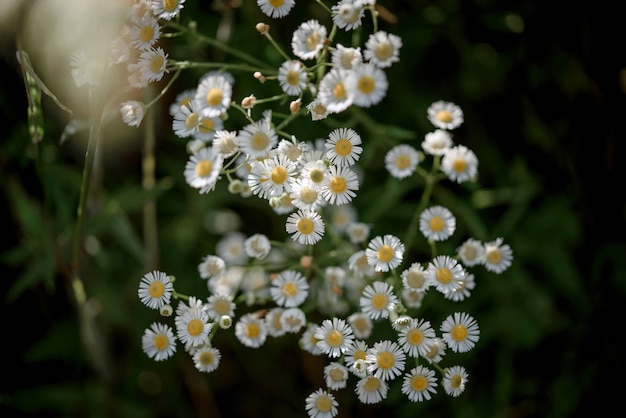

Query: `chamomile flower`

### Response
(425, 255, 466, 295)
(318, 68, 355, 114)
(138, 46, 168, 83)
(332, 0, 365, 31)
(365, 234, 405, 272)
(212, 130, 239, 158)
(244, 233, 271, 259)
(325, 127, 363, 167)
(249, 155, 298, 200)
(440, 312, 480, 353)
(398, 318, 436, 358)
(300, 323, 324, 355)
(307, 99, 330, 121)
(265, 307, 287, 337)
(278, 60, 308, 96)
(321, 165, 359, 205)
(427, 100, 464, 130)
(424, 338, 447, 364)
(419, 205, 456, 242)
(289, 179, 325, 211)
(216, 232, 249, 265)
(172, 102, 201, 138)
(364, 30, 402, 68)
(385, 144, 419, 179)
(120, 100, 145, 127)
(350, 63, 388, 107)
(194, 114, 224, 143)
(348, 250, 375, 277)
(237, 119, 278, 159)
(276, 136, 308, 162)
(198, 255, 226, 280)
(483, 237, 513, 273)
(280, 307, 307, 333)
(344, 340, 369, 376)
(402, 366, 438, 402)
(402, 287, 426, 308)
(205, 293, 236, 321)
(366, 340, 406, 381)
(270, 270, 310, 308)
(422, 129, 454, 156)
(359, 281, 399, 320)
(130, 13, 161, 51)
(401, 262, 429, 292)
(299, 160, 329, 189)
(183, 147, 224, 193)
(151, 0, 185, 20)
(442, 365, 468, 397)
(175, 303, 212, 349)
(331, 44, 363, 70)
(142, 322, 176, 361)
(346, 222, 370, 244)
(441, 144, 479, 183)
(138, 270, 173, 310)
(445, 272, 476, 302)
(322, 362, 349, 391)
(169, 88, 196, 116)
(235, 312, 268, 348)
(257, 0, 295, 18)
(347, 311, 373, 339)
(291, 19, 327, 60)
(315, 317, 355, 358)
(195, 73, 232, 118)
(305, 389, 338, 418)
(193, 345, 221, 373)
(456, 238, 485, 267)
(285, 209, 325, 245)
(356, 375, 388, 404)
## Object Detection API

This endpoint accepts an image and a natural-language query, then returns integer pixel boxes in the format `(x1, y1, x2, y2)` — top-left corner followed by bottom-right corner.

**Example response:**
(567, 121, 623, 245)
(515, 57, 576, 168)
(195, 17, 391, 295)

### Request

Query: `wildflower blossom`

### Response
(183, 147, 224, 193)
(442, 365, 468, 397)
(318, 68, 355, 114)
(325, 127, 363, 167)
(257, 0, 295, 18)
(385, 144, 419, 179)
(364, 31, 402, 68)
(138, 270, 173, 310)
(235, 312, 268, 348)
(355, 375, 388, 404)
(142, 322, 177, 361)
(138, 46, 168, 83)
(120, 100, 145, 127)
(270, 270, 310, 307)
(365, 234, 404, 272)
(425, 255, 466, 294)
(401, 365, 438, 402)
(321, 165, 359, 205)
(419, 205, 456, 242)
(365, 340, 406, 381)
(483, 237, 514, 273)
(151, 0, 185, 20)
(285, 209, 325, 245)
(244, 233, 272, 259)
(205, 293, 236, 321)
(331, 44, 362, 70)
(427, 100, 464, 130)
(305, 389, 338, 418)
(193, 345, 221, 373)
(422, 129, 454, 155)
(350, 63, 388, 107)
(398, 318, 436, 358)
(359, 281, 399, 320)
(278, 60, 308, 96)
(440, 312, 480, 353)
(456, 238, 485, 267)
(195, 73, 232, 118)
(292, 19, 328, 60)
(315, 317, 355, 358)
(198, 255, 226, 280)
(401, 262, 429, 292)
(332, 0, 365, 31)
(324, 362, 349, 390)
(130, 13, 161, 51)
(441, 144, 479, 183)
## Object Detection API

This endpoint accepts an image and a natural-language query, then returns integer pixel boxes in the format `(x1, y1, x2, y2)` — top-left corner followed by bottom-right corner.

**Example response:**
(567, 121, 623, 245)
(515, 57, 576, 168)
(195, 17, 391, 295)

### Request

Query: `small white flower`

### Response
(142, 322, 176, 361)
(427, 100, 464, 130)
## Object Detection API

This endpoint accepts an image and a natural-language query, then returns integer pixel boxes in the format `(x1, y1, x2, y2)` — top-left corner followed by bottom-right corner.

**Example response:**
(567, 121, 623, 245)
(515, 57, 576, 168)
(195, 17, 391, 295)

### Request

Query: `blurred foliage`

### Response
(1, 0, 625, 418)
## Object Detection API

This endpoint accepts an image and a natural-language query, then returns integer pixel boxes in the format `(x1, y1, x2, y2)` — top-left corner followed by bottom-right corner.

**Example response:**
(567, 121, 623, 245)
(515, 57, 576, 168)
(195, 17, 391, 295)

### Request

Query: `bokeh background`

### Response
(1, 0, 624, 417)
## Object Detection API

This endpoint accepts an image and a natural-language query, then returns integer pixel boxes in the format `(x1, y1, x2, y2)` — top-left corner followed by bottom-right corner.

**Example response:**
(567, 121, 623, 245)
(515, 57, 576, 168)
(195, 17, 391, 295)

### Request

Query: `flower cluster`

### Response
(84, 0, 517, 415)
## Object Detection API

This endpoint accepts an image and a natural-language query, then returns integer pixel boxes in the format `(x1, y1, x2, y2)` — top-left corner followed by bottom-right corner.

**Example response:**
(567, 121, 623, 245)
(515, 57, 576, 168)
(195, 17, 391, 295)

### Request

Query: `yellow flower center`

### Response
(199, 117, 214, 133)
(251, 132, 269, 151)
(315, 395, 332, 413)
(309, 168, 324, 183)
(312, 103, 327, 116)
(139, 25, 154, 43)
(371, 293, 388, 310)
(214, 299, 231, 315)
(163, 0, 178, 12)
(199, 351, 214, 366)
(463, 246, 477, 261)
(269, 0, 284, 6)
(375, 42, 393, 61)
(376, 245, 394, 262)
(451, 324, 468, 341)
(376, 351, 395, 369)
(306, 32, 321, 51)
(436, 109, 453, 123)
(245, 323, 260, 339)
(407, 329, 424, 346)
(450, 374, 463, 389)
(148, 281, 165, 298)
(271, 166, 288, 184)
(335, 138, 352, 156)
(326, 329, 344, 347)
(185, 112, 199, 130)
(452, 158, 467, 173)
(299, 187, 318, 204)
(436, 267, 452, 284)
(363, 377, 380, 391)
(285, 70, 300, 86)
(205, 87, 222, 107)
(351, 317, 369, 334)
(357, 76, 375, 94)
(153, 334, 168, 350)
(411, 375, 428, 391)
(354, 349, 366, 361)
(297, 218, 314, 235)
(329, 176, 347, 193)
(180, 97, 192, 108)
(187, 318, 204, 337)
(332, 83, 346, 100)
(195, 160, 213, 177)
(150, 55, 165, 73)
(405, 271, 425, 288)
(486, 249, 502, 264)
(329, 368, 345, 382)
(281, 282, 298, 297)
(429, 216, 445, 232)
(395, 155, 410, 169)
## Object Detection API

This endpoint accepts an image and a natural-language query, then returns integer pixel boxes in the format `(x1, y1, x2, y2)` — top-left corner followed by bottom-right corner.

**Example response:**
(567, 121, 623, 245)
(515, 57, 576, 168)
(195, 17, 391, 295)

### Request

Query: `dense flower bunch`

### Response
(71, 0, 515, 415)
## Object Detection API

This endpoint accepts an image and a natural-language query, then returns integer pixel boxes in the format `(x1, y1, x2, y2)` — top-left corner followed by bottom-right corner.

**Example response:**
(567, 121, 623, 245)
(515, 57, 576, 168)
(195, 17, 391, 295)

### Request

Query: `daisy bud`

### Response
(289, 98, 302, 115)
(159, 304, 173, 317)
(219, 315, 232, 329)
(241, 94, 256, 109)
(254, 71, 266, 83)
(255, 22, 270, 35)
(300, 255, 313, 269)
(228, 179, 242, 194)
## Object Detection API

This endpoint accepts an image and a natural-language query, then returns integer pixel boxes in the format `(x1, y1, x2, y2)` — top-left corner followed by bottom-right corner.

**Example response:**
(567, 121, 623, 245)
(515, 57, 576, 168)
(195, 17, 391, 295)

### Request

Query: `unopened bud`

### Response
(254, 71, 266, 83)
(255, 22, 270, 35)
(300, 255, 313, 269)
(241, 94, 256, 109)
(289, 98, 302, 115)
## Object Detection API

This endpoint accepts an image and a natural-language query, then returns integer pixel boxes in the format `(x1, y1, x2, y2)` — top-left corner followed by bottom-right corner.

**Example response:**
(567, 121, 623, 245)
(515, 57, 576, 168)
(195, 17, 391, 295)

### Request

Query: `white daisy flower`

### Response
(300, 323, 324, 355)
(442, 365, 468, 397)
(332, 0, 365, 31)
(265, 307, 287, 337)
(402, 365, 438, 402)
(318, 68, 355, 114)
(138, 270, 173, 310)
(235, 312, 268, 348)
(169, 88, 196, 116)
(424, 337, 447, 364)
(364, 30, 402, 68)
(289, 178, 325, 211)
(248, 154, 298, 200)
(299, 160, 329, 189)
(350, 63, 388, 107)
(456, 238, 485, 267)
(138, 46, 168, 83)
(198, 254, 226, 280)
(305, 389, 338, 418)
(193, 345, 221, 373)
(425, 255, 466, 294)
(401, 262, 429, 292)
(331, 43, 363, 70)
(442, 144, 479, 183)
(285, 209, 325, 245)
(244, 233, 271, 259)
(348, 250, 375, 277)
(445, 272, 476, 302)
(440, 312, 480, 353)
(275, 136, 308, 162)
(365, 234, 405, 272)
(212, 130, 239, 158)
(385, 144, 419, 179)
(257, 0, 295, 18)
(344, 340, 369, 376)
(120, 100, 145, 127)
(315, 317, 355, 358)
(195, 73, 232, 118)
(216, 232, 249, 265)
(325, 127, 363, 167)
(194, 114, 224, 143)
(422, 129, 454, 156)
(183, 147, 224, 193)
(347, 311, 373, 340)
(270, 270, 309, 307)
(306, 99, 330, 121)
(130, 13, 161, 51)
(398, 318, 436, 358)
(427, 100, 464, 130)
(172, 102, 201, 138)
(237, 119, 278, 159)
(175, 303, 212, 350)
(151, 0, 185, 20)
(324, 362, 349, 390)
(483, 237, 513, 273)
(278, 60, 308, 96)
(359, 281, 399, 320)
(291, 19, 327, 60)
(142, 322, 176, 361)
(321, 165, 359, 205)
(366, 340, 406, 381)
(419, 205, 456, 241)
(355, 375, 388, 404)
(346, 222, 370, 244)
(402, 288, 426, 309)
(279, 307, 307, 333)
(205, 293, 235, 321)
